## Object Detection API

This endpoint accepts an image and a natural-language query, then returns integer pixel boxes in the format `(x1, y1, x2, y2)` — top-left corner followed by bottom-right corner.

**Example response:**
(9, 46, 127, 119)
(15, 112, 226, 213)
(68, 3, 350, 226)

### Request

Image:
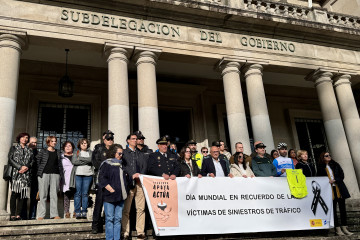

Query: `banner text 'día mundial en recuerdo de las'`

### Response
(140, 176, 333, 236)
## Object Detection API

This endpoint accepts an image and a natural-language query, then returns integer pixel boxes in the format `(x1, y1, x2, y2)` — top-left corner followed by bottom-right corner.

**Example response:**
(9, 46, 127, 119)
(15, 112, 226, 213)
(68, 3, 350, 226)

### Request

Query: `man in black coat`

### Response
(201, 146, 233, 178)
(147, 137, 180, 179)
(91, 130, 114, 234)
(121, 133, 147, 240)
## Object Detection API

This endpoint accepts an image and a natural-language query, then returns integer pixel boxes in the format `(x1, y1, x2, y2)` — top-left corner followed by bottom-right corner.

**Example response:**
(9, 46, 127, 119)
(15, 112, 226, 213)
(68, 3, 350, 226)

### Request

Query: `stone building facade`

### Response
(0, 0, 360, 218)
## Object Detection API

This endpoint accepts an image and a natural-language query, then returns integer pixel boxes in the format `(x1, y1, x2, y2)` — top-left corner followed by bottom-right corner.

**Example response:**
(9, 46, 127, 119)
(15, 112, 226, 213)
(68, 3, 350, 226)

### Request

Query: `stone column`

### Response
(221, 62, 251, 154)
(306, 69, 360, 197)
(243, 64, 275, 150)
(0, 34, 25, 218)
(106, 47, 131, 146)
(334, 74, 360, 186)
(136, 50, 160, 151)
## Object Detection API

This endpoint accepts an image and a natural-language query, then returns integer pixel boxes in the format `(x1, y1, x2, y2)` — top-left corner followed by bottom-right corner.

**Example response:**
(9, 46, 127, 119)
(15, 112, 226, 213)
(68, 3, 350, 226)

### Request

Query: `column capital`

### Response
(305, 68, 333, 87)
(0, 33, 27, 52)
(134, 47, 162, 66)
(241, 64, 263, 78)
(220, 61, 241, 77)
(333, 74, 352, 88)
(104, 42, 134, 63)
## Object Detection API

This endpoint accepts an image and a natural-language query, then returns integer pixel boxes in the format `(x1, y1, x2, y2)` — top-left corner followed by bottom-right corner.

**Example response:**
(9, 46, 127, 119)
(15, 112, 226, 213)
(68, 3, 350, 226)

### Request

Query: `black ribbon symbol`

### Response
(311, 181, 329, 215)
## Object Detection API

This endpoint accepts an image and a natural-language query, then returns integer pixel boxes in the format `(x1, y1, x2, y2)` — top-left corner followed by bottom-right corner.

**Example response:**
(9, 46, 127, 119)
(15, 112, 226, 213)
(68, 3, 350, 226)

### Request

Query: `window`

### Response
(37, 102, 91, 150)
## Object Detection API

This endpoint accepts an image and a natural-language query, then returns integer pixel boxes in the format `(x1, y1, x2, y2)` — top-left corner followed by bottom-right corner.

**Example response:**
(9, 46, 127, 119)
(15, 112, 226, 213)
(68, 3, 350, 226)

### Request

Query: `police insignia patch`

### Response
(158, 156, 161, 160)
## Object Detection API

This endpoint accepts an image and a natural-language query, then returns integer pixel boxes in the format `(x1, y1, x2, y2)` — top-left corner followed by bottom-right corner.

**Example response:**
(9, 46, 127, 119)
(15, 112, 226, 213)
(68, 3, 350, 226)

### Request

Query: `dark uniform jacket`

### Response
(138, 145, 153, 163)
(201, 157, 228, 177)
(122, 146, 147, 177)
(147, 151, 180, 177)
(178, 159, 201, 177)
(92, 143, 108, 172)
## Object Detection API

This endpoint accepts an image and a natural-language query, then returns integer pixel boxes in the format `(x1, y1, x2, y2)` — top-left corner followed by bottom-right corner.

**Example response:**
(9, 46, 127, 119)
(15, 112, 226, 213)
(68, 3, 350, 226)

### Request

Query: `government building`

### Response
(1, 0, 360, 219)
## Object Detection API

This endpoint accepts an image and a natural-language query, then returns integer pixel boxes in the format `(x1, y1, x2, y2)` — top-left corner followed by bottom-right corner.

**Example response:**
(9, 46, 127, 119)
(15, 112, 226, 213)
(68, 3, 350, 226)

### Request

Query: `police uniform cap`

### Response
(187, 139, 197, 145)
(255, 143, 266, 149)
(212, 141, 221, 147)
(156, 136, 168, 144)
(134, 130, 145, 139)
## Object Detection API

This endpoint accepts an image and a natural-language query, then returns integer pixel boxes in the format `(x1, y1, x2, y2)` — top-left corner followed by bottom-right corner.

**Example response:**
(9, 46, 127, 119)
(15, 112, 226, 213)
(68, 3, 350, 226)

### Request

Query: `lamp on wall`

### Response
(58, 49, 74, 97)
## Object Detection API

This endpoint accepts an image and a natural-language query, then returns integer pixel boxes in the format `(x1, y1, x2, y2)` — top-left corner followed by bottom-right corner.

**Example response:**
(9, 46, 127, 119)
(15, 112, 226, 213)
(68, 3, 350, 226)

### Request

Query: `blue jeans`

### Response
(104, 201, 124, 240)
(74, 175, 92, 214)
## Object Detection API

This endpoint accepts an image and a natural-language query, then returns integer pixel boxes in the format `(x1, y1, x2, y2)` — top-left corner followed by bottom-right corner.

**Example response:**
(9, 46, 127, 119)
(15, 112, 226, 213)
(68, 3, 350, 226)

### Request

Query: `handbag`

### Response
(3, 164, 13, 181)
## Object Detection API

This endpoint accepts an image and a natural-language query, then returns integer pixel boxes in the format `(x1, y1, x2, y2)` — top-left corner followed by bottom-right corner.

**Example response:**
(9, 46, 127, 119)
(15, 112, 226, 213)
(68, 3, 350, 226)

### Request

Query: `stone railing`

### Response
(188, 0, 360, 31)
(243, 0, 310, 20)
(327, 11, 360, 29)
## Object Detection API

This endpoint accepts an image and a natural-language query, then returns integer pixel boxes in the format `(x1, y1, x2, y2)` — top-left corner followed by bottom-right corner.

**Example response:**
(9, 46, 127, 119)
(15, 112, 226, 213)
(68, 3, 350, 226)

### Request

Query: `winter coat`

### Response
(317, 160, 350, 199)
(8, 144, 34, 198)
(230, 162, 255, 178)
(178, 159, 201, 177)
(36, 148, 63, 179)
(251, 155, 277, 177)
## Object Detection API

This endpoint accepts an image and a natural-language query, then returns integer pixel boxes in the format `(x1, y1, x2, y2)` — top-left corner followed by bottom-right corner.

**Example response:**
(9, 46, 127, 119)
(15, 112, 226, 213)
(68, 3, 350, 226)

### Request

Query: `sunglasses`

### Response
(324, 154, 330, 157)
(105, 138, 114, 141)
(202, 151, 208, 153)
(117, 152, 123, 156)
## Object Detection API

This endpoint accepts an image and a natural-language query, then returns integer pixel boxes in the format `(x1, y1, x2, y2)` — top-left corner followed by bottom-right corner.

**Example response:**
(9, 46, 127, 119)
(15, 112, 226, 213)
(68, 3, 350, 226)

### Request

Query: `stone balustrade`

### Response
(189, 0, 360, 31)
(327, 11, 360, 29)
(244, 0, 310, 20)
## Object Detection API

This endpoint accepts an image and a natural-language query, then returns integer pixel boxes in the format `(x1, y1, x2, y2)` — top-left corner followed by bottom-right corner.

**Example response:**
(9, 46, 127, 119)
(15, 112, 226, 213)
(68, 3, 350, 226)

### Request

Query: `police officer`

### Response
(147, 137, 180, 179)
(91, 130, 114, 234)
(187, 139, 203, 169)
(134, 130, 153, 156)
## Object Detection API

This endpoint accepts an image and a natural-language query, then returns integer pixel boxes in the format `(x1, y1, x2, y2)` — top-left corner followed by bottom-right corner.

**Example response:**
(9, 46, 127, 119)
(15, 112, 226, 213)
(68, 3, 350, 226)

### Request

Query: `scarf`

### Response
(11, 144, 33, 199)
(101, 158, 127, 199)
(325, 167, 341, 200)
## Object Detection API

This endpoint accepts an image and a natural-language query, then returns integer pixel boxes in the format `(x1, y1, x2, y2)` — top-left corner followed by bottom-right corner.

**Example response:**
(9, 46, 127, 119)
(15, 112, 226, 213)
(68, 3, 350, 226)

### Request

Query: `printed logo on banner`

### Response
(143, 177, 179, 227)
(311, 181, 329, 215)
(310, 219, 323, 227)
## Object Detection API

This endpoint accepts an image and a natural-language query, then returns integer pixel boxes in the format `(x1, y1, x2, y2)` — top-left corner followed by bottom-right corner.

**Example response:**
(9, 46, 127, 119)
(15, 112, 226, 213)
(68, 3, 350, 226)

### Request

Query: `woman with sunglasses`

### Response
(230, 152, 255, 178)
(99, 144, 131, 240)
(317, 152, 353, 236)
(178, 146, 202, 178)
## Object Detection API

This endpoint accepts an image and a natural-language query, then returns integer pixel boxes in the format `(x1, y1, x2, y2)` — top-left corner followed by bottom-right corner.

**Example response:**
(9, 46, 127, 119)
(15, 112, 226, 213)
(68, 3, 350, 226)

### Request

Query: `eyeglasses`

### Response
(117, 152, 123, 156)
(324, 154, 330, 157)
(202, 151, 208, 153)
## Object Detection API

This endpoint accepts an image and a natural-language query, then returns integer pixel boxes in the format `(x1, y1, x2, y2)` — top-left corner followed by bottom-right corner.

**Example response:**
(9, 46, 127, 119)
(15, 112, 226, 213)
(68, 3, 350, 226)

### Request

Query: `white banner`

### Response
(140, 175, 333, 236)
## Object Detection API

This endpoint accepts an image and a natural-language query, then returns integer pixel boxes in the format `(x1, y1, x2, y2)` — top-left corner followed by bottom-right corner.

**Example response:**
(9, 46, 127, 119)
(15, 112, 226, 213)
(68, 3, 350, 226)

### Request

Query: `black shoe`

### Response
(91, 229, 98, 234)
(15, 217, 22, 221)
(10, 216, 16, 221)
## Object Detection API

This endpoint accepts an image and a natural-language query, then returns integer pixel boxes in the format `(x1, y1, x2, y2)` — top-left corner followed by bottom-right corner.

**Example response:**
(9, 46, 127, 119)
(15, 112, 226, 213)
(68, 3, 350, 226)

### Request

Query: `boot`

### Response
(335, 227, 345, 236)
(340, 226, 354, 236)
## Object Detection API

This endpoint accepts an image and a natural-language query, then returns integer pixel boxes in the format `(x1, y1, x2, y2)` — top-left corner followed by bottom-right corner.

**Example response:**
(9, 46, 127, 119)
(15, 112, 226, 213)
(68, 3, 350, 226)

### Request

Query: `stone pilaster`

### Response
(135, 50, 161, 151)
(334, 74, 360, 187)
(105, 45, 132, 146)
(306, 69, 360, 197)
(243, 64, 275, 150)
(220, 61, 251, 155)
(0, 33, 26, 219)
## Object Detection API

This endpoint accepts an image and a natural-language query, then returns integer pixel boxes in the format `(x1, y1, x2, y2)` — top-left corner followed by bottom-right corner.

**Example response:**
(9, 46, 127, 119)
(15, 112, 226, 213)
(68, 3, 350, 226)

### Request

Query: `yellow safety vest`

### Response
(192, 153, 203, 169)
(286, 169, 308, 198)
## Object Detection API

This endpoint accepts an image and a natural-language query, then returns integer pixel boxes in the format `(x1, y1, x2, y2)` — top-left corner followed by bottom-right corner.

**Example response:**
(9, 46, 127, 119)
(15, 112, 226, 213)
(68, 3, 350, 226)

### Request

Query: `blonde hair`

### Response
(296, 150, 308, 160)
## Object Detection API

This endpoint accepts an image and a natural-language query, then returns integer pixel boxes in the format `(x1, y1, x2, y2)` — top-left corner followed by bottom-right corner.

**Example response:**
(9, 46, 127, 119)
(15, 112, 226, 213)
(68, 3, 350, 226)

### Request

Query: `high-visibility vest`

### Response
(286, 169, 308, 198)
(192, 153, 203, 169)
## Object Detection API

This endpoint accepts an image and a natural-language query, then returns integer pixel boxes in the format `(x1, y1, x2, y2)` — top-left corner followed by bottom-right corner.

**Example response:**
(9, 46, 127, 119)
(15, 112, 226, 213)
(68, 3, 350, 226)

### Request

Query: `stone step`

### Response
(0, 218, 90, 226)
(0, 223, 91, 236)
(2, 232, 105, 240)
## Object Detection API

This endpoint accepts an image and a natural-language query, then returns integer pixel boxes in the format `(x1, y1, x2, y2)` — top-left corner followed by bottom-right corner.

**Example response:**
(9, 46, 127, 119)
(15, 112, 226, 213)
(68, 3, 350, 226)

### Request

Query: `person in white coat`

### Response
(230, 152, 255, 178)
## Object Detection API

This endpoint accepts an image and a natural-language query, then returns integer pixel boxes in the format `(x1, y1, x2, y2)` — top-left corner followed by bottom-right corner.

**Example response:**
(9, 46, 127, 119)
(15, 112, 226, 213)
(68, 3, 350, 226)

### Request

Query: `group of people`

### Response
(6, 130, 353, 239)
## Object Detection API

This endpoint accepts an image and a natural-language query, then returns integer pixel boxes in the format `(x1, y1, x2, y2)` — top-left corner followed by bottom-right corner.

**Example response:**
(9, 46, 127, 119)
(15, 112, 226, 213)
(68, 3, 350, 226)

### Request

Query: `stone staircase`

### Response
(0, 199, 359, 240)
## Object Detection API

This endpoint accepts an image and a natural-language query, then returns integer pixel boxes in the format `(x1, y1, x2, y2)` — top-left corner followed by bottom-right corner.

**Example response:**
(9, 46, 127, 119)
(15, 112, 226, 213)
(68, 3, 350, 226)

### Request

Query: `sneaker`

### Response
(75, 213, 82, 219)
(81, 212, 87, 219)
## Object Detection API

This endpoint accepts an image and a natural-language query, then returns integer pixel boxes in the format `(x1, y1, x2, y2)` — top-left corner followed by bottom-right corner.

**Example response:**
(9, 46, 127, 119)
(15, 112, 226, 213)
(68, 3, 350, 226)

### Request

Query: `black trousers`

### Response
(333, 186, 347, 227)
(10, 192, 24, 216)
(92, 187, 104, 231)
